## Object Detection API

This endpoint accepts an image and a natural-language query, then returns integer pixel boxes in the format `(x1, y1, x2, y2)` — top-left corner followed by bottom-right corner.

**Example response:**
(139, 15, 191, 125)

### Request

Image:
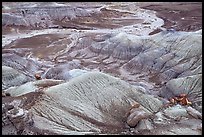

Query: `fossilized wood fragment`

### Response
(22, 72, 162, 134)
(2, 2, 202, 135)
(160, 74, 202, 112)
(126, 106, 151, 128)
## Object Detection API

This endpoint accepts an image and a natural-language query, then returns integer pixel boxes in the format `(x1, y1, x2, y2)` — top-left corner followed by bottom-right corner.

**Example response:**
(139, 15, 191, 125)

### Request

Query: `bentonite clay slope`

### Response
(2, 72, 202, 135)
(2, 72, 162, 134)
(2, 2, 202, 135)
(31, 72, 162, 134)
(3, 72, 202, 134)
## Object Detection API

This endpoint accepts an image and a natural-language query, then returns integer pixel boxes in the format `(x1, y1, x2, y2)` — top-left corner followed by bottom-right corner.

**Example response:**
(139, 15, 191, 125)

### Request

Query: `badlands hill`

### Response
(2, 2, 202, 135)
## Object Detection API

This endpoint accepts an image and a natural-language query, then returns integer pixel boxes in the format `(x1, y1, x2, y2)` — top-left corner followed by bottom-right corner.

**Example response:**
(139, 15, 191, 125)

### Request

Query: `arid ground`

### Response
(2, 2, 202, 135)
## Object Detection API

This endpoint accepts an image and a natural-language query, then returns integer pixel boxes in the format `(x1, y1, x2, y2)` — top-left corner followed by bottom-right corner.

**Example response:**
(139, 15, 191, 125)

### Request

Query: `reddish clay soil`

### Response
(140, 2, 202, 32)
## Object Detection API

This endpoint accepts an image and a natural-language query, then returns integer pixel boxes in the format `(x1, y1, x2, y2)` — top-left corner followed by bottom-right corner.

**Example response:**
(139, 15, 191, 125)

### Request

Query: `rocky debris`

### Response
(153, 111, 169, 124)
(34, 73, 42, 80)
(160, 74, 202, 112)
(16, 72, 161, 134)
(130, 104, 202, 135)
(2, 99, 34, 135)
(2, 2, 202, 135)
(163, 104, 188, 119)
(2, 71, 202, 135)
(135, 119, 154, 132)
(126, 107, 152, 127)
(186, 106, 202, 119)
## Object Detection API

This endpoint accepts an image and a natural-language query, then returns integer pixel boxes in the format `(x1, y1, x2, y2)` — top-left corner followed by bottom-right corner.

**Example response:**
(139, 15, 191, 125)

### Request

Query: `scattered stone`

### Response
(126, 107, 151, 128)
(2, 2, 202, 135)
(163, 104, 188, 119)
(186, 106, 202, 119)
(135, 119, 154, 131)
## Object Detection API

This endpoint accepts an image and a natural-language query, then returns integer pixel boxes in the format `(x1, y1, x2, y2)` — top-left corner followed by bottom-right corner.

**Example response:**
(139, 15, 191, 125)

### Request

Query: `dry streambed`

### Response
(2, 2, 202, 135)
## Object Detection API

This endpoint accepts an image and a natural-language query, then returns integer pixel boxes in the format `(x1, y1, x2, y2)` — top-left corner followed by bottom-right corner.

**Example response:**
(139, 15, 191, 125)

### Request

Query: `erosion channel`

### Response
(2, 2, 202, 135)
